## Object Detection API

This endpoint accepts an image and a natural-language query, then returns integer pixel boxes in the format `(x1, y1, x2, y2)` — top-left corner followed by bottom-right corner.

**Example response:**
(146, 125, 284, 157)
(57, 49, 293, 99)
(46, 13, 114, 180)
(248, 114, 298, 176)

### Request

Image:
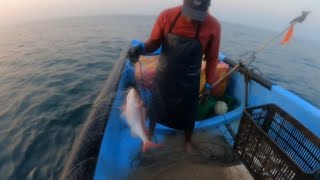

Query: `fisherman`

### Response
(127, 0, 221, 150)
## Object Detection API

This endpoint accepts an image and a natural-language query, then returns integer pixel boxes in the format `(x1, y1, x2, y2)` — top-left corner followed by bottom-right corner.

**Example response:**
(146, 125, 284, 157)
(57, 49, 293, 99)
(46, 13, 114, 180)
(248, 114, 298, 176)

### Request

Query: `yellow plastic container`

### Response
(211, 61, 230, 97)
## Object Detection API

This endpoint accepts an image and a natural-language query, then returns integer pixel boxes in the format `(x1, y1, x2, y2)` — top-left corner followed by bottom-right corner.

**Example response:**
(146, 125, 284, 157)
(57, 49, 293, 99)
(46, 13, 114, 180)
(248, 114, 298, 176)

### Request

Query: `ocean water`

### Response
(0, 15, 319, 179)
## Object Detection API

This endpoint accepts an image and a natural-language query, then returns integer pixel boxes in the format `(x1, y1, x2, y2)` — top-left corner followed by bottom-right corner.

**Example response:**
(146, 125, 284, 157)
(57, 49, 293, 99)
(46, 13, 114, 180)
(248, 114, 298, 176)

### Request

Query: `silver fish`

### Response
(121, 88, 161, 152)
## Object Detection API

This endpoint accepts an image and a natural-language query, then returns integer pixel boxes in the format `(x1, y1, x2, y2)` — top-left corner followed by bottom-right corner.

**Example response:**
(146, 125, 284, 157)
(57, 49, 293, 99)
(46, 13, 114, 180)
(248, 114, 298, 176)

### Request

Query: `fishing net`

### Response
(128, 126, 252, 180)
(134, 55, 230, 96)
(128, 56, 248, 179)
(134, 56, 237, 121)
(134, 55, 158, 89)
(87, 48, 243, 179)
(135, 55, 206, 92)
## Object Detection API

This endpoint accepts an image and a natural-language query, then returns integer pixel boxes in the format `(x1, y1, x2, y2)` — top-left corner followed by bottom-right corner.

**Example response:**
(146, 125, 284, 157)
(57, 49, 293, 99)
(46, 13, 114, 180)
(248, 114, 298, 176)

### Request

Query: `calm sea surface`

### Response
(0, 15, 319, 179)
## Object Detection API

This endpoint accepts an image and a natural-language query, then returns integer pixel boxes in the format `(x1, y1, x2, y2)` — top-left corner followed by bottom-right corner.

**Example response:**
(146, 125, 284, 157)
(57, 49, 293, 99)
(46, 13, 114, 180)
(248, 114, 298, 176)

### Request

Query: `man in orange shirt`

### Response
(127, 0, 221, 150)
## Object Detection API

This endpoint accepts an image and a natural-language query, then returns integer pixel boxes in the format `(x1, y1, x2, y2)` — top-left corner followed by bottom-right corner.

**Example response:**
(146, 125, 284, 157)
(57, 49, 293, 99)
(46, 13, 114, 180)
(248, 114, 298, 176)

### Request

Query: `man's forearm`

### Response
(144, 39, 162, 54)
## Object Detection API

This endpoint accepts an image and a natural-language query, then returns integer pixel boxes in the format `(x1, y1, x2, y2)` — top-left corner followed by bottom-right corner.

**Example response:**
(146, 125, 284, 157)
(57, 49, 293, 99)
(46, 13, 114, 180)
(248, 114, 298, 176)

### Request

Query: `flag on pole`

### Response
(281, 25, 294, 45)
(280, 11, 310, 45)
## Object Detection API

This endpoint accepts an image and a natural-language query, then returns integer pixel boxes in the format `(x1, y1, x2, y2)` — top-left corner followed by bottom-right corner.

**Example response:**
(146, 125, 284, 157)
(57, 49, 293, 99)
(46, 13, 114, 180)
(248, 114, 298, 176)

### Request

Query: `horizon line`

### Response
(1, 13, 318, 42)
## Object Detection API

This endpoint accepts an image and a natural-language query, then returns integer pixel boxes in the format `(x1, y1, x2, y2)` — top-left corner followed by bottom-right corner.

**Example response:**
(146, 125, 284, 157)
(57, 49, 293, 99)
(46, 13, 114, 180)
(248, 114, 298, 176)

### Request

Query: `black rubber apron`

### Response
(150, 12, 203, 130)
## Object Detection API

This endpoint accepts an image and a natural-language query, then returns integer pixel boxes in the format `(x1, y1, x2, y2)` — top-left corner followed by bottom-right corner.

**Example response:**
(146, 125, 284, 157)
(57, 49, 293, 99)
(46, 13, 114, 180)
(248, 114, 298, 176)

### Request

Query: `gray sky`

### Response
(1, 0, 319, 41)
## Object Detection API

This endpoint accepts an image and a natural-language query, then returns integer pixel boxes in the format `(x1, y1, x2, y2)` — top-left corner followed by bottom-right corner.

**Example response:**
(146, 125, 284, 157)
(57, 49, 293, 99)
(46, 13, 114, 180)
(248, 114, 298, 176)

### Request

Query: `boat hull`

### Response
(60, 40, 320, 180)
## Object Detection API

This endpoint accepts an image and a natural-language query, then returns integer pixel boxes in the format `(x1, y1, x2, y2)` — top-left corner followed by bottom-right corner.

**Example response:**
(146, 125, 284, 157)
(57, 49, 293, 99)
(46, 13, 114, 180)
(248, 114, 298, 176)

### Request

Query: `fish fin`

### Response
(141, 106, 147, 122)
(139, 106, 148, 133)
(119, 104, 126, 112)
(131, 130, 138, 137)
(119, 104, 127, 119)
(142, 141, 163, 153)
(143, 125, 148, 137)
(120, 111, 127, 119)
(137, 99, 145, 108)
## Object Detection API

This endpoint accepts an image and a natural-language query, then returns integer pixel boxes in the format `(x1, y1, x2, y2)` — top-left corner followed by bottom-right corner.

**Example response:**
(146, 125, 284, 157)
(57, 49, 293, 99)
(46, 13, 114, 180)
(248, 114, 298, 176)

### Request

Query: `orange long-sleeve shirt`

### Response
(144, 6, 221, 85)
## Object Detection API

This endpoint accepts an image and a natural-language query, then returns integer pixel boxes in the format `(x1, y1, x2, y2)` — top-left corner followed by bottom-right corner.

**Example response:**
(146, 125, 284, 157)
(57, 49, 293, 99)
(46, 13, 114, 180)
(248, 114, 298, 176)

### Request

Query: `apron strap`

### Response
(169, 10, 202, 40)
(169, 11, 182, 33)
(195, 23, 202, 39)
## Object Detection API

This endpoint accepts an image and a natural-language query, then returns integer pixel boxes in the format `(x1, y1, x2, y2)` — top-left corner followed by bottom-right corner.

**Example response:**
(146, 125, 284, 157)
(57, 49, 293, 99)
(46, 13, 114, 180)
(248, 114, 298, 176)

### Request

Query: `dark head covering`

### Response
(182, 0, 211, 21)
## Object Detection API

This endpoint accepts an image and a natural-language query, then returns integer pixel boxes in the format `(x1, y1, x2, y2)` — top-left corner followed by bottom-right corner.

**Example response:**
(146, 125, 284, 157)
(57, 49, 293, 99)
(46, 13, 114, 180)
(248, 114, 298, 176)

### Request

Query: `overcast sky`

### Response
(1, 0, 319, 41)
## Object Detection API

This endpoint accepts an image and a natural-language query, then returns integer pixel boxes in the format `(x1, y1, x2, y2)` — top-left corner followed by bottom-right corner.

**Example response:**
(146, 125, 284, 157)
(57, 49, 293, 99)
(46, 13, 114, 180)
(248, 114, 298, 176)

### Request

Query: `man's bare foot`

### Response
(142, 141, 163, 153)
(185, 141, 197, 154)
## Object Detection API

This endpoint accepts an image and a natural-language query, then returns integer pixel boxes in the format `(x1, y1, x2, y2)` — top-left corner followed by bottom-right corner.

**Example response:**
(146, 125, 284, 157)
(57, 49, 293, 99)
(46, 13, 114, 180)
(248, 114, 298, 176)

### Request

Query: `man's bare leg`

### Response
(184, 128, 194, 153)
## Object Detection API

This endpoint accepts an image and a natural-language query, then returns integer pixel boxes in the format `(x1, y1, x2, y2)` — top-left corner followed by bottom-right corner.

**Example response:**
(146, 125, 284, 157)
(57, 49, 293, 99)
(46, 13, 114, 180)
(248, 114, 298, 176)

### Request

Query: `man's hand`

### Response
(199, 83, 212, 103)
(127, 44, 144, 63)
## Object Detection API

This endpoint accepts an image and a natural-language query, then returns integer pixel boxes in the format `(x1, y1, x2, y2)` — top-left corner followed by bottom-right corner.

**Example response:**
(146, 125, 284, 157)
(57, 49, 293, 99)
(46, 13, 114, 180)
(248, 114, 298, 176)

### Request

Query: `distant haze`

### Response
(1, 0, 319, 41)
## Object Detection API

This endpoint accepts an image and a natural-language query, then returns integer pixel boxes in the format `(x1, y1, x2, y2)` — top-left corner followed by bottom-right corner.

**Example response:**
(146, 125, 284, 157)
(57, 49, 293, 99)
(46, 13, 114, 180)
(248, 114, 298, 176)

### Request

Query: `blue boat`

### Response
(60, 40, 320, 180)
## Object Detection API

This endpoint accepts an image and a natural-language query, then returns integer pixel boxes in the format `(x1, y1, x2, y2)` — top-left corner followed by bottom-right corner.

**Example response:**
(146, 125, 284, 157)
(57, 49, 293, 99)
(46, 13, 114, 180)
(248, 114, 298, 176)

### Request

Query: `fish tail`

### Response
(142, 141, 163, 153)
